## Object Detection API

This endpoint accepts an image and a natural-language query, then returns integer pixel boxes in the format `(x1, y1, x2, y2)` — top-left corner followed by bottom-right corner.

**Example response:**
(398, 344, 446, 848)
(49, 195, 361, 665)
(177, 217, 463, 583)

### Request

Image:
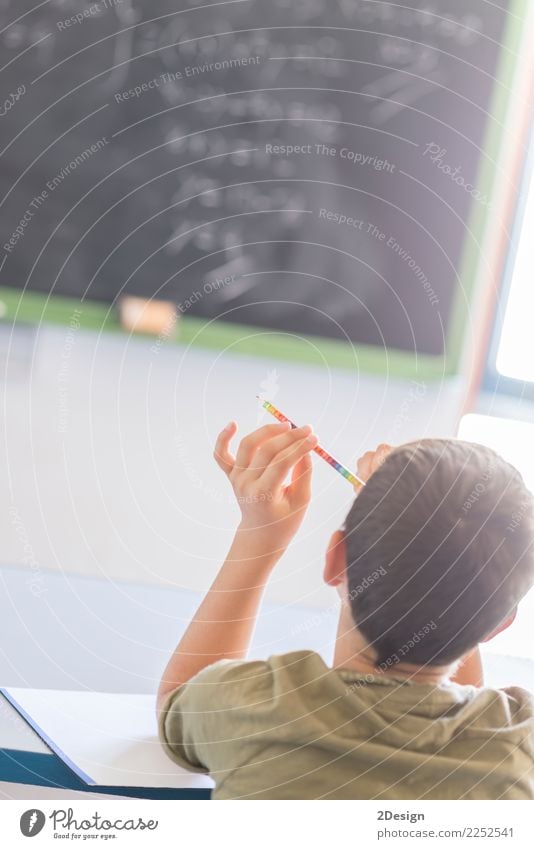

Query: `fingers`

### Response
(356, 443, 393, 483)
(213, 421, 238, 475)
(234, 422, 291, 471)
(260, 432, 318, 492)
(249, 424, 312, 471)
(356, 450, 375, 483)
(215, 420, 297, 477)
(374, 443, 393, 469)
(288, 452, 313, 508)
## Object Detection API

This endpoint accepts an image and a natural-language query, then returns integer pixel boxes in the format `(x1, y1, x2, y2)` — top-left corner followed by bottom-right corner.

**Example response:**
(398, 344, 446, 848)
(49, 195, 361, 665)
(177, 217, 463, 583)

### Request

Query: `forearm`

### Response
(157, 527, 280, 707)
(450, 646, 484, 687)
(157, 419, 315, 710)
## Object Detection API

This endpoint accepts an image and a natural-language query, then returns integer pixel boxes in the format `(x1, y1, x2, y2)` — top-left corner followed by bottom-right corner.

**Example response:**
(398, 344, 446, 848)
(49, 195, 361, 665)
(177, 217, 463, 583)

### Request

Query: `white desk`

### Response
(1, 564, 532, 799)
(0, 563, 335, 798)
(0, 564, 336, 692)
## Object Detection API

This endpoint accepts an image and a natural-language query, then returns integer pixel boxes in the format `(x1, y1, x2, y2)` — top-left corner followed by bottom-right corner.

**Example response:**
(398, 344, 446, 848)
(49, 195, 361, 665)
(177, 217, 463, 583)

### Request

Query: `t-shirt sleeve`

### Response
(501, 686, 534, 759)
(157, 658, 271, 773)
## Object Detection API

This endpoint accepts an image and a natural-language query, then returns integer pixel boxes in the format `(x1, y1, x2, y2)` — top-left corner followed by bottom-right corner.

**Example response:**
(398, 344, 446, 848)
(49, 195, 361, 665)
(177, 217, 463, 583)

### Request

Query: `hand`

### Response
(214, 421, 318, 554)
(355, 443, 393, 487)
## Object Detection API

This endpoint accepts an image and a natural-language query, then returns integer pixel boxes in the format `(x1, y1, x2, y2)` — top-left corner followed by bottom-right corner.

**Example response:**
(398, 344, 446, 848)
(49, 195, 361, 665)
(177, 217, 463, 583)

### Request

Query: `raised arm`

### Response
(157, 420, 318, 711)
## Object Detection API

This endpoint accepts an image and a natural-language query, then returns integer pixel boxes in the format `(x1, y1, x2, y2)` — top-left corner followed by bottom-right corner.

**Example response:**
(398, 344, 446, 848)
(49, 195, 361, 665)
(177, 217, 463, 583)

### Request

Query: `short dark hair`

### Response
(344, 439, 534, 669)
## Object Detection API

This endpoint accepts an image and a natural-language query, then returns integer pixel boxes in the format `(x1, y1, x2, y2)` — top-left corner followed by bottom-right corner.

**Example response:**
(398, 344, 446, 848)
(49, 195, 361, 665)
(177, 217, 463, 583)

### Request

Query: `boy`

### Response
(157, 421, 534, 799)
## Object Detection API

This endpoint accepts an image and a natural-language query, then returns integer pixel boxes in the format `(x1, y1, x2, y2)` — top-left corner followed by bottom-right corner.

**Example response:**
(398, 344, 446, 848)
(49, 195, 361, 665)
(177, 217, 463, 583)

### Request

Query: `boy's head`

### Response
(326, 439, 534, 669)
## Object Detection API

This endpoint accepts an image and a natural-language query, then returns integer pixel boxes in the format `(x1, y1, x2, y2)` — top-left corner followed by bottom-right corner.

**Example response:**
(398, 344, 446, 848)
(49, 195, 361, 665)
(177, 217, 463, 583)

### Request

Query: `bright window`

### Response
(496, 166, 534, 383)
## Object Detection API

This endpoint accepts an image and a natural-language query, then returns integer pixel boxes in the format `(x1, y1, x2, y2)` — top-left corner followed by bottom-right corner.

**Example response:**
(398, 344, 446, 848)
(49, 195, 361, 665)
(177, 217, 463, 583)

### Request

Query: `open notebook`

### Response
(1, 687, 214, 791)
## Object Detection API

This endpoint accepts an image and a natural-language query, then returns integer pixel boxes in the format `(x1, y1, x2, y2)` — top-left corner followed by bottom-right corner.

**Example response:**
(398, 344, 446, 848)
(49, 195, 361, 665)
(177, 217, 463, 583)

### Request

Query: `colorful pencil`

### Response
(257, 397, 366, 489)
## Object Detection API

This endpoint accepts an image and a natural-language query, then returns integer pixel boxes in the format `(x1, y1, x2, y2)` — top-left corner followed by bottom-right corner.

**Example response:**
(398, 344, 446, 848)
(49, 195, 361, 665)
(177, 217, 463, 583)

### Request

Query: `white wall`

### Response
(1, 322, 465, 608)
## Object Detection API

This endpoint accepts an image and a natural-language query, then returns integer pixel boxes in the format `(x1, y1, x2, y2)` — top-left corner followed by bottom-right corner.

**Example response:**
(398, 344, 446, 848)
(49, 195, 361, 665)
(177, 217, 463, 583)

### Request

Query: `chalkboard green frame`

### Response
(0, 0, 528, 380)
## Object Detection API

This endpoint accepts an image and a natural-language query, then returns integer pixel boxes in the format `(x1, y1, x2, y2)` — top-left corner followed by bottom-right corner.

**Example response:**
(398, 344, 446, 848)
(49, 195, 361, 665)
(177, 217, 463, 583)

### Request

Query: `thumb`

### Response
(288, 452, 313, 508)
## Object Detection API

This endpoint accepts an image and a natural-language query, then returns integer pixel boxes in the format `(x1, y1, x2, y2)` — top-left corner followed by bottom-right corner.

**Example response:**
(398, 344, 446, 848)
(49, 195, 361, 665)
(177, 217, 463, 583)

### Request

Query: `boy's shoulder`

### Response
(182, 653, 534, 736)
(180, 650, 331, 705)
(195, 650, 326, 687)
(495, 684, 534, 727)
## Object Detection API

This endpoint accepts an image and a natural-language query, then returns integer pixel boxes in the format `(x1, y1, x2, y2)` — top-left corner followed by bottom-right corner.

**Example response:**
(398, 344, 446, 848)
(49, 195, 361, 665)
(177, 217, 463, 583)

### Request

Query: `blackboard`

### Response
(0, 0, 524, 358)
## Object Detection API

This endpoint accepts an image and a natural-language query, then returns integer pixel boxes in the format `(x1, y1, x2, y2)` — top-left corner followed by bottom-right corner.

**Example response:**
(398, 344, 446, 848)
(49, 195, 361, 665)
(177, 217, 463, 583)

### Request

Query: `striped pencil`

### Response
(257, 397, 365, 489)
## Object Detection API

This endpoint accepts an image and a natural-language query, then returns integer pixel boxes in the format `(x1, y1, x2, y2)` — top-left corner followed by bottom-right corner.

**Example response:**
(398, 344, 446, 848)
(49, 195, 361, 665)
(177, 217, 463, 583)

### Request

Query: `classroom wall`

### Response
(0, 321, 465, 609)
(0, 3, 531, 617)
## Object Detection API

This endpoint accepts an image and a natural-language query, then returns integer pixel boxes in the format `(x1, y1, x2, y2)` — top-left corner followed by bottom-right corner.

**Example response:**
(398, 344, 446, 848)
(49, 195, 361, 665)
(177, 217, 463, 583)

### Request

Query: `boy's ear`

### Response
(481, 608, 518, 643)
(324, 530, 348, 588)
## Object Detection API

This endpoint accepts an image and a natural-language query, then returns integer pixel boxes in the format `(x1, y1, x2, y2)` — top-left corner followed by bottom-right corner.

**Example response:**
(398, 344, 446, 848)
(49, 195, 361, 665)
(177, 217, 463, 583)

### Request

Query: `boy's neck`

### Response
(333, 611, 453, 685)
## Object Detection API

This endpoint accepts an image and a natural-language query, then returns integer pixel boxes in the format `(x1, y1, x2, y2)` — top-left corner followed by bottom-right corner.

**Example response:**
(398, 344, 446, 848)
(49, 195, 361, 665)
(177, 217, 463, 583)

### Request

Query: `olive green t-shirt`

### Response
(158, 650, 534, 800)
